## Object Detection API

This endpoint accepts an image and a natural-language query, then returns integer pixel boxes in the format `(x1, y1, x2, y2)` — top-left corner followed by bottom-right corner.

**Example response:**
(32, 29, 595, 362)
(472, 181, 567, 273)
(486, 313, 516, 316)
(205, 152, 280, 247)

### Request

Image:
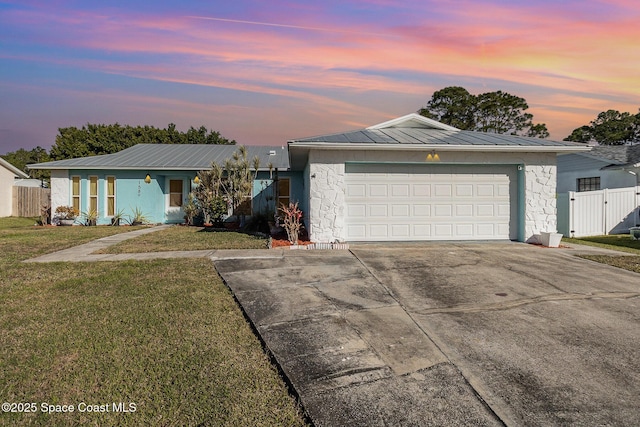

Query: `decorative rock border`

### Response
(268, 237, 349, 250)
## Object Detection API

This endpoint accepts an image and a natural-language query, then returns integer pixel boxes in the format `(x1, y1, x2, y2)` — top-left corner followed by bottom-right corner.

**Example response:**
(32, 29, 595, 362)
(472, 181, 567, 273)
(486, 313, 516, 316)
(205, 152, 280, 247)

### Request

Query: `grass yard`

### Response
(564, 234, 640, 274)
(97, 225, 269, 253)
(0, 218, 306, 426)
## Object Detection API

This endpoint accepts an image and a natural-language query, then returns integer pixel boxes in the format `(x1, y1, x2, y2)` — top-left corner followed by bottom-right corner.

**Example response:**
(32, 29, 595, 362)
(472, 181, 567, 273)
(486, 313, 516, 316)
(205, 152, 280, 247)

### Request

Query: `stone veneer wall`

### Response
(308, 152, 346, 243)
(524, 164, 557, 240)
(306, 149, 558, 243)
(50, 170, 69, 217)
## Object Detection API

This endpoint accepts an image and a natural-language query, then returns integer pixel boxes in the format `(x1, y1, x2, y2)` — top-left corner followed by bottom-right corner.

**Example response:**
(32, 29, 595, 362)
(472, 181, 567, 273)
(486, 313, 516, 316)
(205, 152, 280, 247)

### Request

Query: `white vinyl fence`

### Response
(557, 186, 640, 237)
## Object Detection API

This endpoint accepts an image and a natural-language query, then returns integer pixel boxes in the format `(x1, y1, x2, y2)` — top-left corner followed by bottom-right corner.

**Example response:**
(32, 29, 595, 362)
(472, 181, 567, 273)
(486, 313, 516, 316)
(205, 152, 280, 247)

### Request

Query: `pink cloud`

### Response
(3, 1, 638, 142)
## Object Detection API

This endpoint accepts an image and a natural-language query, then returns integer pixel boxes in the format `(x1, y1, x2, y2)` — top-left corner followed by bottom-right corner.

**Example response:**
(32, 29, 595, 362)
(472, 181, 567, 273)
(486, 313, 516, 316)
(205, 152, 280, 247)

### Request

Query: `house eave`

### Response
(28, 165, 281, 172)
(287, 142, 592, 153)
(1, 157, 29, 178)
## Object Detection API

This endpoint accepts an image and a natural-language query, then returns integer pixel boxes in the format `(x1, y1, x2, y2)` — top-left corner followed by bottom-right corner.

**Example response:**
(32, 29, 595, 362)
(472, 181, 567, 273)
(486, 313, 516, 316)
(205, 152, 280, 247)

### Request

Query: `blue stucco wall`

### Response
(252, 170, 304, 216)
(66, 169, 304, 225)
(67, 170, 195, 224)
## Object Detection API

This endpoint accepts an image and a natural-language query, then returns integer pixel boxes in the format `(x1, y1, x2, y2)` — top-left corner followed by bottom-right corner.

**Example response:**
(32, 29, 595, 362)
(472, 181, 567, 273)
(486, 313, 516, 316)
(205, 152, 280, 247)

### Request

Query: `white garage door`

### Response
(345, 163, 517, 241)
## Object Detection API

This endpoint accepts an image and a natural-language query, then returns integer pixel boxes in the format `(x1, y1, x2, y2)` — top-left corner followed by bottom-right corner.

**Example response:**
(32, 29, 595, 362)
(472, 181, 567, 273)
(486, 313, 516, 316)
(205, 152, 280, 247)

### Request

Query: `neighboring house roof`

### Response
(0, 157, 29, 178)
(28, 144, 289, 171)
(578, 145, 640, 169)
(288, 113, 591, 168)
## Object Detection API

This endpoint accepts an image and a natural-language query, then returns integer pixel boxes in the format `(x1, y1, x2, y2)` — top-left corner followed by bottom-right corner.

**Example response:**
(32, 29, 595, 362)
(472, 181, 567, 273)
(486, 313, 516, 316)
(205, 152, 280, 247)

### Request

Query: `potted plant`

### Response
(82, 208, 99, 226)
(110, 209, 126, 226)
(128, 207, 149, 226)
(55, 205, 79, 226)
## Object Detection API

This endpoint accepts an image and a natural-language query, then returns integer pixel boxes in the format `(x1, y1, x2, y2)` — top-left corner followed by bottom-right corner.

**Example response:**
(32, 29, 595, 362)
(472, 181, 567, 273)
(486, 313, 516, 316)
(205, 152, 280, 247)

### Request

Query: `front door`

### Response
(166, 178, 184, 223)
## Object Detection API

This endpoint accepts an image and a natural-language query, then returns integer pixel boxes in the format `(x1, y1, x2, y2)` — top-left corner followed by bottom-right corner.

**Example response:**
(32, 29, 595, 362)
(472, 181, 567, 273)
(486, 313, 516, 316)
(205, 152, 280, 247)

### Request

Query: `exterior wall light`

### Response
(144, 174, 151, 184)
(426, 151, 440, 161)
(194, 175, 200, 184)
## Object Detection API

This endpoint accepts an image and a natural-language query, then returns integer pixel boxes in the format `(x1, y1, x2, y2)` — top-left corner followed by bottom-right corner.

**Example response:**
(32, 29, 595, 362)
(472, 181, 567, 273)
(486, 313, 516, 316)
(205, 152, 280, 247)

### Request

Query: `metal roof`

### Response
(289, 127, 588, 149)
(28, 144, 289, 170)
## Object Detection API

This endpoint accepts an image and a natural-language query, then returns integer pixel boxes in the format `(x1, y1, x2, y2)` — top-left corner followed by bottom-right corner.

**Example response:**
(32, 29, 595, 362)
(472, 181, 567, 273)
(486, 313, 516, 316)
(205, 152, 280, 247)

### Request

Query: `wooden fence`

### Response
(12, 186, 51, 217)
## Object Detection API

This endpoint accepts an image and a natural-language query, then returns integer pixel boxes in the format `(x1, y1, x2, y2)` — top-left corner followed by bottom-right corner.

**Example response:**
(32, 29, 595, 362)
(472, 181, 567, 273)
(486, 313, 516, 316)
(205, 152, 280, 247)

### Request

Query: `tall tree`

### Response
(526, 123, 550, 139)
(474, 91, 533, 135)
(417, 86, 475, 130)
(1, 146, 50, 181)
(564, 109, 640, 145)
(418, 86, 548, 137)
(563, 125, 593, 143)
(50, 123, 235, 160)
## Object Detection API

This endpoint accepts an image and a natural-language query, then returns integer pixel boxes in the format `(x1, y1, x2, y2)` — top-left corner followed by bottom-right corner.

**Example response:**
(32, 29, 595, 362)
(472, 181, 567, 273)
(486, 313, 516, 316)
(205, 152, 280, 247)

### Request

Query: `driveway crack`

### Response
(415, 292, 640, 315)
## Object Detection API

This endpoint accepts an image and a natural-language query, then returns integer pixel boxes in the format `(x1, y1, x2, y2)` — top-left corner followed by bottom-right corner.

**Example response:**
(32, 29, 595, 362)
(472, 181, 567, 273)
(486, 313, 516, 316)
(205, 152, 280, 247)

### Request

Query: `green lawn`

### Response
(563, 234, 640, 255)
(98, 225, 268, 253)
(564, 234, 640, 274)
(0, 218, 306, 426)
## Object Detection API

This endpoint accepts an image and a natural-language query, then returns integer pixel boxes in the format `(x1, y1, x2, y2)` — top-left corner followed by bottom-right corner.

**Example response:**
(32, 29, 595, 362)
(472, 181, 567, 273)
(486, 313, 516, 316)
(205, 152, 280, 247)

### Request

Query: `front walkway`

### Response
(23, 225, 286, 263)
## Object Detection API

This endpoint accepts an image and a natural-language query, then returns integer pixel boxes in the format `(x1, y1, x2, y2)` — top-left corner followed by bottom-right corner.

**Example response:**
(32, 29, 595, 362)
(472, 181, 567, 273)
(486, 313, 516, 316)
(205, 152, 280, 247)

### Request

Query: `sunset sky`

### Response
(1, 0, 639, 153)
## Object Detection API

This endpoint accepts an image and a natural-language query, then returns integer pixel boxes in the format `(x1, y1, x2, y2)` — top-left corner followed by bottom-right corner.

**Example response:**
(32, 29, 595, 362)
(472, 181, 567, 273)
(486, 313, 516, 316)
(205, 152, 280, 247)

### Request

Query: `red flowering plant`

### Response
(279, 201, 303, 244)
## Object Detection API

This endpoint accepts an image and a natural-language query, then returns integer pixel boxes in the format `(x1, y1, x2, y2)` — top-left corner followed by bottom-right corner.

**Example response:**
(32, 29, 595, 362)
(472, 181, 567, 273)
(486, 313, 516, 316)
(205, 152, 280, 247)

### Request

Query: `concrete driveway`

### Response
(213, 243, 640, 426)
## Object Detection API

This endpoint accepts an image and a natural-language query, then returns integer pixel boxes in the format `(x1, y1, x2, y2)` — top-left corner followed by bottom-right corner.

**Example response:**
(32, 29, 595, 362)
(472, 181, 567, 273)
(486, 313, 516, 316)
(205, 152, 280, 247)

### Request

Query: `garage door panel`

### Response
(346, 184, 366, 197)
(456, 204, 473, 216)
(456, 184, 473, 197)
(391, 184, 409, 197)
(497, 223, 510, 236)
(413, 185, 430, 197)
(370, 224, 389, 238)
(497, 204, 511, 217)
(413, 205, 430, 216)
(434, 184, 452, 197)
(413, 224, 431, 237)
(497, 184, 510, 197)
(369, 184, 387, 197)
(369, 205, 388, 217)
(345, 164, 516, 241)
(476, 184, 495, 197)
(433, 205, 452, 217)
(391, 204, 410, 217)
(477, 223, 496, 236)
(456, 224, 475, 237)
(434, 224, 453, 237)
(391, 224, 410, 237)
(348, 204, 366, 218)
(476, 204, 495, 217)
(347, 224, 366, 239)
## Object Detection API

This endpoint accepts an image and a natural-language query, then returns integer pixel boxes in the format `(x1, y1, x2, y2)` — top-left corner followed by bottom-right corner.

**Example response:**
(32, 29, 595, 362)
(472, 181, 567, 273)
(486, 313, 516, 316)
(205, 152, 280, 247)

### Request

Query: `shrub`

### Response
(279, 202, 303, 244)
(54, 205, 79, 220)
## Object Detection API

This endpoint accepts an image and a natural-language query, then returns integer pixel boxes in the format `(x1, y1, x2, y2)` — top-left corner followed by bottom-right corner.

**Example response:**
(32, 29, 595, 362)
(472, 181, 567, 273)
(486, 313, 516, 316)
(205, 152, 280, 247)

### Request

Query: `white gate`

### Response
(557, 186, 640, 237)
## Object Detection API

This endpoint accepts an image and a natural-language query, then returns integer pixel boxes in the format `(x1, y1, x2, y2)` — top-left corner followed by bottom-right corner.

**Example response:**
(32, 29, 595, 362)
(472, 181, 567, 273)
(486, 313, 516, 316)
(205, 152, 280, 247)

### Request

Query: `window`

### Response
(169, 180, 183, 207)
(71, 176, 81, 211)
(577, 177, 600, 192)
(89, 176, 98, 212)
(278, 178, 290, 208)
(106, 176, 116, 216)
